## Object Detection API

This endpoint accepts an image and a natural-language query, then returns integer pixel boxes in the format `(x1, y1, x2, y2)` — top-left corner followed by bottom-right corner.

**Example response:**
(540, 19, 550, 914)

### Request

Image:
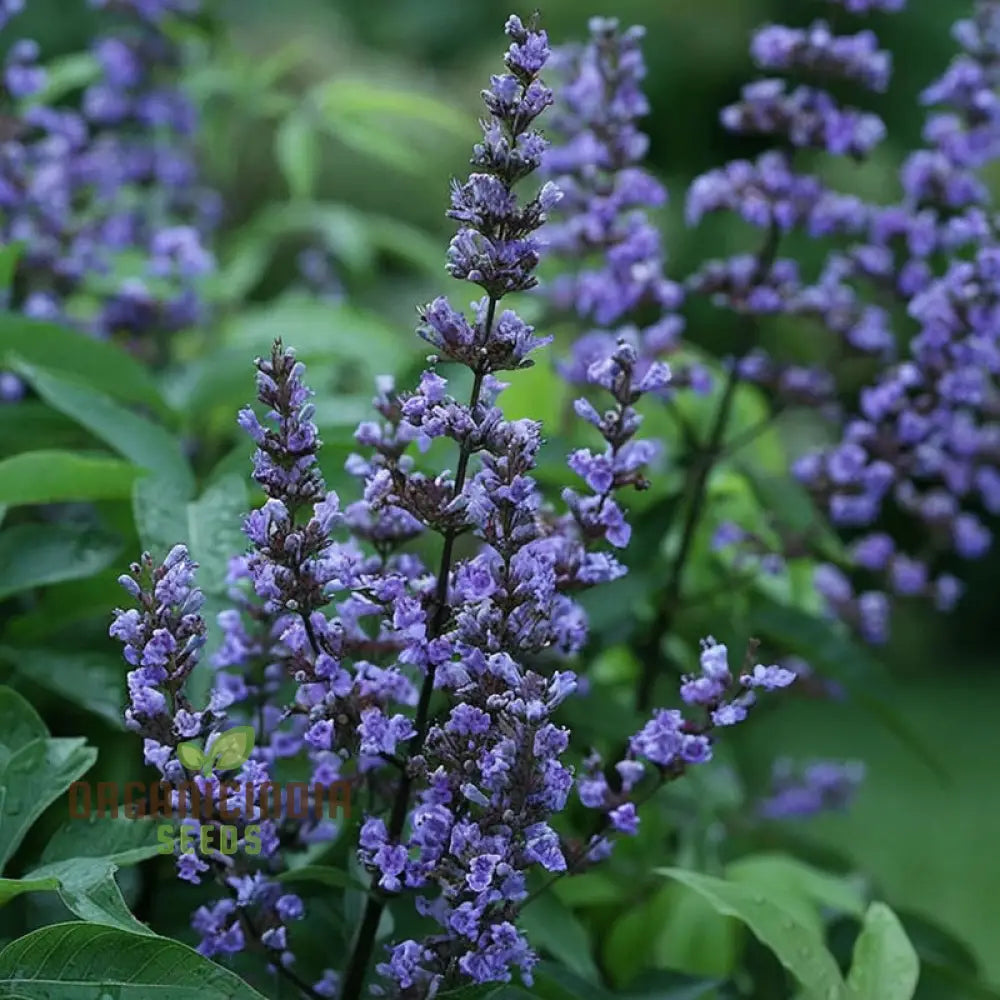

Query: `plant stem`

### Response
(635, 364, 740, 710)
(634, 222, 782, 712)
(337, 298, 497, 1000)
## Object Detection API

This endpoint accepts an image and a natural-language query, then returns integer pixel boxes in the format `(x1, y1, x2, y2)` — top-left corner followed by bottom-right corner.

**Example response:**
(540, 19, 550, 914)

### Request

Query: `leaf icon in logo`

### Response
(176, 740, 206, 771)
(207, 725, 255, 772)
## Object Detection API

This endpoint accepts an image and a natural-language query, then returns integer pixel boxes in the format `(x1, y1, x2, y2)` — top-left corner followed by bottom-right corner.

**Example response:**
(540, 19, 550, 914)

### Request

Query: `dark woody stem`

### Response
(337, 297, 498, 1000)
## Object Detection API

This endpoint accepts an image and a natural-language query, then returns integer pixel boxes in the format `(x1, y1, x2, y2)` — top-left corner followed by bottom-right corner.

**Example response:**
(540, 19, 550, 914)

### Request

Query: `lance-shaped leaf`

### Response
(0, 845, 161, 935)
(658, 867, 845, 1000)
(846, 903, 920, 1000)
(0, 523, 122, 601)
(0, 922, 270, 998)
(0, 451, 139, 506)
(12, 360, 194, 497)
(0, 647, 124, 727)
(0, 686, 46, 751)
(0, 312, 167, 413)
(0, 687, 99, 872)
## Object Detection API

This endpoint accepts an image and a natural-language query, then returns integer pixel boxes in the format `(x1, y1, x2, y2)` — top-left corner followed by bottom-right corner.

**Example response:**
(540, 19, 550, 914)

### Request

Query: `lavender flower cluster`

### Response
(796, 1, 1000, 641)
(92, 0, 1000, 994)
(758, 757, 866, 820)
(686, 0, 900, 414)
(0, 0, 216, 399)
(534, 2, 998, 850)
(110, 547, 308, 967)
(541, 17, 691, 393)
(108, 15, 799, 997)
(542, 3, 1000, 653)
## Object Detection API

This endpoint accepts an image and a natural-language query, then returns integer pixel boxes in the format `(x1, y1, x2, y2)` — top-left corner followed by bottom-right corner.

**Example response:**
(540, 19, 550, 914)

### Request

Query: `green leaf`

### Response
(520, 889, 600, 983)
(312, 394, 379, 429)
(186, 474, 248, 595)
(317, 78, 469, 137)
(649, 881, 739, 979)
(41, 815, 162, 865)
(0, 313, 166, 414)
(530, 962, 720, 1000)
(0, 523, 122, 601)
(344, 855, 394, 941)
(726, 853, 866, 934)
(358, 214, 447, 274)
(498, 353, 565, 426)
(132, 475, 188, 560)
(0, 450, 140, 506)
(327, 115, 425, 172)
(0, 846, 160, 934)
(920, 967, 1000, 999)
(276, 112, 318, 199)
(846, 903, 920, 1000)
(658, 868, 845, 1000)
(0, 734, 97, 871)
(889, 908, 979, 978)
(552, 871, 627, 908)
(176, 741, 206, 771)
(314, 78, 469, 174)
(13, 361, 193, 496)
(0, 401, 85, 457)
(602, 881, 733, 989)
(28, 52, 100, 104)
(528, 963, 610, 1000)
(227, 298, 399, 374)
(187, 475, 249, 704)
(622, 974, 722, 1000)
(0, 244, 22, 291)
(0, 922, 270, 998)
(0, 647, 124, 727)
(218, 201, 441, 285)
(171, 298, 401, 427)
(0, 686, 47, 752)
(208, 726, 255, 772)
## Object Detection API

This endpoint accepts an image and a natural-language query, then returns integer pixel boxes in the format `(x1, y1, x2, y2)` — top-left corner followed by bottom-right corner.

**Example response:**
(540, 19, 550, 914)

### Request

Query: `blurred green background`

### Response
(9, 0, 998, 983)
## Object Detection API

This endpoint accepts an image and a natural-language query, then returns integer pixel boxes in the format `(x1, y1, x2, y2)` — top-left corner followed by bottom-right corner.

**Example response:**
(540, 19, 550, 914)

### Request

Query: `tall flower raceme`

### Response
(109, 550, 315, 979)
(628, 0, 907, 649)
(536, 9, 905, 824)
(796, 2, 1000, 642)
(539, 10, 903, 722)
(540, 17, 692, 394)
(0, 0, 216, 399)
(538, 17, 715, 723)
(543, 8, 901, 591)
(83, 0, 219, 338)
(686, 1, 904, 416)
(107, 16, 798, 999)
